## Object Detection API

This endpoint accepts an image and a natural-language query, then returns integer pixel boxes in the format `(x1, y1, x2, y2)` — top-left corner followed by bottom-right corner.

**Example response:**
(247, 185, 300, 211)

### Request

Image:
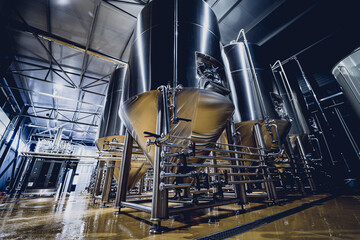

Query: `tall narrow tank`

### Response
(271, 68, 310, 136)
(120, 0, 234, 171)
(97, 67, 147, 189)
(270, 61, 311, 153)
(223, 41, 290, 149)
(332, 47, 360, 120)
(97, 67, 126, 148)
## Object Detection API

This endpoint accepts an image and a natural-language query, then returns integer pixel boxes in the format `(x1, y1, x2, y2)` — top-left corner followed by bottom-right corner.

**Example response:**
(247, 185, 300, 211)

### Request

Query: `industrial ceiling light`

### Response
(57, 0, 70, 6)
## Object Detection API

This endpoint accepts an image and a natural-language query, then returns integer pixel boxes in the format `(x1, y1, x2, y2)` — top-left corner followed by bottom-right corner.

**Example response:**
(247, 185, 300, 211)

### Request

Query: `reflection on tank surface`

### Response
(120, 0, 234, 179)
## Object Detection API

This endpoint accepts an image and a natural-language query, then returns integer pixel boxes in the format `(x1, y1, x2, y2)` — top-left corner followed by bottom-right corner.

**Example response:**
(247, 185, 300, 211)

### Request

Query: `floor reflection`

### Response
(0, 193, 359, 239)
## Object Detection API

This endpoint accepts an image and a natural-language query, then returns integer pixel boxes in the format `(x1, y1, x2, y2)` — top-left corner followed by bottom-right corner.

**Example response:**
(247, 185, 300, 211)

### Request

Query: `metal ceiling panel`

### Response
(82, 92, 105, 108)
(106, 1, 144, 17)
(12, 32, 50, 63)
(30, 95, 54, 107)
(211, 0, 239, 19)
(90, 3, 137, 59)
(120, 35, 134, 61)
(50, 0, 95, 46)
(12, 0, 48, 32)
(218, 5, 255, 43)
(25, 79, 53, 95)
(82, 55, 117, 78)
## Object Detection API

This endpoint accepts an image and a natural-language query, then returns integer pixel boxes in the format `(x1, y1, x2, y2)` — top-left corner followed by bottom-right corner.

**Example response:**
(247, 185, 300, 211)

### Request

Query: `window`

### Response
(0, 107, 10, 141)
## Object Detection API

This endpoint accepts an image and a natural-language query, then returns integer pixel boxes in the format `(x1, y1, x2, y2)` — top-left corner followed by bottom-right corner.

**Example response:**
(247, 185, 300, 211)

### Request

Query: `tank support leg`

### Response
(93, 160, 105, 202)
(226, 121, 248, 206)
(253, 123, 278, 202)
(114, 130, 133, 212)
(101, 160, 114, 206)
(284, 137, 305, 194)
(150, 90, 169, 233)
(296, 136, 316, 192)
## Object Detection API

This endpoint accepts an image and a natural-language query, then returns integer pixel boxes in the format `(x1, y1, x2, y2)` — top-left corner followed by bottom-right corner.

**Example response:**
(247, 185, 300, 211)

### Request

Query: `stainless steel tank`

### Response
(120, 0, 234, 171)
(96, 67, 147, 189)
(271, 61, 311, 151)
(97, 67, 126, 150)
(223, 41, 290, 150)
(332, 47, 360, 119)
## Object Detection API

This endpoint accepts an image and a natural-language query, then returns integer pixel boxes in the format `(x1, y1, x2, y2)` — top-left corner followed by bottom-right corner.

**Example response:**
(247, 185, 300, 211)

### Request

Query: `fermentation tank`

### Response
(332, 47, 360, 119)
(97, 68, 126, 149)
(223, 39, 290, 150)
(120, 0, 234, 178)
(271, 61, 311, 150)
(97, 67, 147, 189)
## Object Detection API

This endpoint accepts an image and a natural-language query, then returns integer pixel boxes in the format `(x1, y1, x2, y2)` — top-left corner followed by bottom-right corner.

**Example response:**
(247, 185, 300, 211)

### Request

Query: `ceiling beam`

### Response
(26, 124, 97, 134)
(0, 84, 104, 108)
(13, 58, 111, 83)
(103, 0, 138, 19)
(10, 71, 106, 97)
(107, 0, 145, 5)
(30, 106, 101, 115)
(8, 20, 127, 66)
(21, 114, 99, 127)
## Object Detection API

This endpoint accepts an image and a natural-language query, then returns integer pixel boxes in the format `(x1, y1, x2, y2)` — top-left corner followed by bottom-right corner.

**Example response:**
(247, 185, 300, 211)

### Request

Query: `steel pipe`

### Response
(161, 162, 262, 169)
(160, 172, 261, 179)
(161, 142, 264, 157)
(120, 201, 152, 212)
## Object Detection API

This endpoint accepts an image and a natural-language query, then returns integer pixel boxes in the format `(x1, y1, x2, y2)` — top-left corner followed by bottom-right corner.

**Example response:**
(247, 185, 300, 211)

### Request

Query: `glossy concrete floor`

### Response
(0, 193, 359, 239)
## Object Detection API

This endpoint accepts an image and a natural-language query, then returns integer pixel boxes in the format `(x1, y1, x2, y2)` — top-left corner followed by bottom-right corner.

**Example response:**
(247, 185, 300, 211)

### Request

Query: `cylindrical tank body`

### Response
(223, 42, 290, 150)
(123, 0, 227, 99)
(271, 67, 310, 135)
(121, 0, 234, 173)
(223, 42, 278, 123)
(332, 47, 360, 119)
(96, 67, 126, 150)
(96, 67, 148, 190)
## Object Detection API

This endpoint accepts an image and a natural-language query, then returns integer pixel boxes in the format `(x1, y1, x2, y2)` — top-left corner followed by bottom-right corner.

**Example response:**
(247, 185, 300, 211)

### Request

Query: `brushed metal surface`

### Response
(332, 47, 360, 119)
(223, 42, 277, 123)
(123, 0, 227, 100)
(97, 67, 127, 150)
(223, 42, 290, 150)
(120, 0, 234, 174)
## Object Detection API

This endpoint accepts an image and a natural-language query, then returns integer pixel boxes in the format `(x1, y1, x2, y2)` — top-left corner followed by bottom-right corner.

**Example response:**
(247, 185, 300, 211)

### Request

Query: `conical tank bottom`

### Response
(235, 119, 290, 149)
(97, 135, 148, 189)
(121, 88, 234, 169)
